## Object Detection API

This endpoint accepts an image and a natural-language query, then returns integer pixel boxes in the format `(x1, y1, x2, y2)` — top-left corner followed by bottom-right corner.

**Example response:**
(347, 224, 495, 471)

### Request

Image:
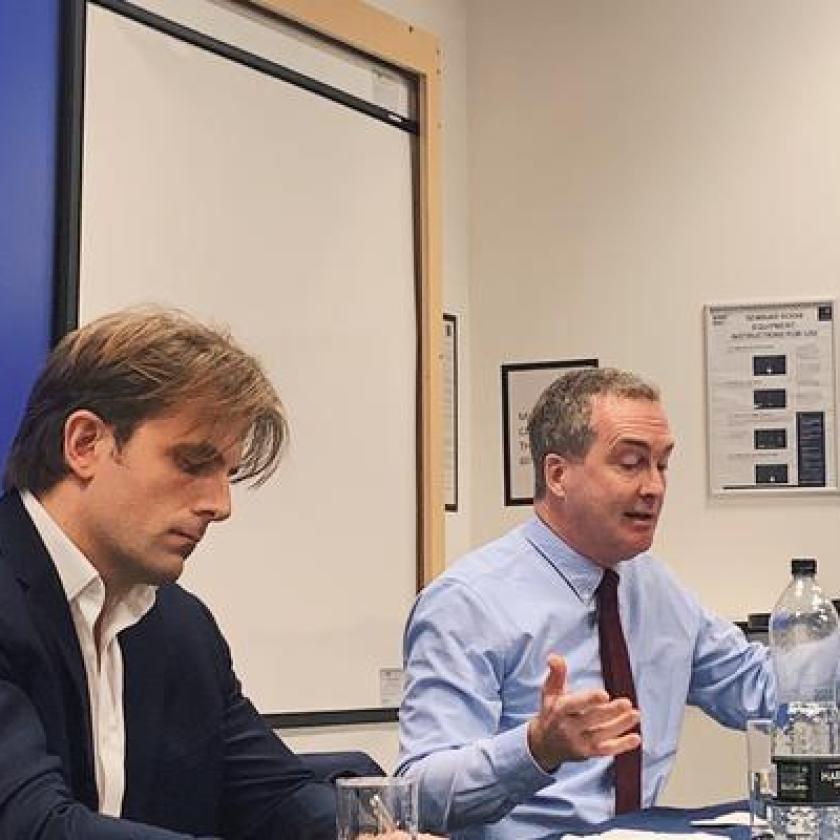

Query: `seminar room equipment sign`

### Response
(705, 300, 838, 495)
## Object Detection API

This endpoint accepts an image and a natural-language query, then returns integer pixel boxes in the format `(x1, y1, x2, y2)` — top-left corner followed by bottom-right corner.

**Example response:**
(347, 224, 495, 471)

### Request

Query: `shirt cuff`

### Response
(490, 722, 556, 798)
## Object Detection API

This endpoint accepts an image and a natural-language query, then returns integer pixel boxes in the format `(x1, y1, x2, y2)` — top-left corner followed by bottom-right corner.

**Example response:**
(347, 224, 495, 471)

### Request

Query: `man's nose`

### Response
(640, 466, 666, 497)
(197, 476, 232, 523)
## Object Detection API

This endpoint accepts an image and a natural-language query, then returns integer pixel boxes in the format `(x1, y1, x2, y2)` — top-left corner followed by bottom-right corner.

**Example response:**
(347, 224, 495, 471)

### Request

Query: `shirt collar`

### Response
(522, 514, 606, 605)
(20, 490, 156, 621)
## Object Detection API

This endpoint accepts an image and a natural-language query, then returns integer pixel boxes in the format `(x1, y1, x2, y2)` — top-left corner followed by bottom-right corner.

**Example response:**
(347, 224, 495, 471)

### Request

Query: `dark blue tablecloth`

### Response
(554, 799, 751, 839)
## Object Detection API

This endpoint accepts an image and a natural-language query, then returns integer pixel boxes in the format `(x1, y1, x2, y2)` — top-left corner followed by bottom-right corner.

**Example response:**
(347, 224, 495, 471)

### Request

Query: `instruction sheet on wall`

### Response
(705, 300, 837, 494)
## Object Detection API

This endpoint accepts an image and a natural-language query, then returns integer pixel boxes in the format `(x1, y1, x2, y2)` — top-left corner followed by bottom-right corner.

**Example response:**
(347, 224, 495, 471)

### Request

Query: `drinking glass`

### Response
(336, 777, 418, 840)
(746, 718, 774, 838)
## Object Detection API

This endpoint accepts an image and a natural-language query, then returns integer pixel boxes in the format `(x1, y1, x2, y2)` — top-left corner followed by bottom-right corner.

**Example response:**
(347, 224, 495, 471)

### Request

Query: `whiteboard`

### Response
(78, 0, 418, 714)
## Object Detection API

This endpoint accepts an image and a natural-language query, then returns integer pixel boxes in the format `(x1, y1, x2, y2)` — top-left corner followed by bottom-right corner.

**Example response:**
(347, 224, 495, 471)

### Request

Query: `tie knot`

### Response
(597, 568, 620, 601)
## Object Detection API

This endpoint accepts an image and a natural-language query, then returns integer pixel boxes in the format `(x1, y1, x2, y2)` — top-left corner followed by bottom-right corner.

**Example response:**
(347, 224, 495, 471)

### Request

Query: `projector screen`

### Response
(78, 0, 419, 715)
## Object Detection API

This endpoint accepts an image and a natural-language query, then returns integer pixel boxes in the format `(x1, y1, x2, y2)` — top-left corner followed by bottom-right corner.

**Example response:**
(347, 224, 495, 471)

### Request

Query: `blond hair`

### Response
(5, 307, 286, 493)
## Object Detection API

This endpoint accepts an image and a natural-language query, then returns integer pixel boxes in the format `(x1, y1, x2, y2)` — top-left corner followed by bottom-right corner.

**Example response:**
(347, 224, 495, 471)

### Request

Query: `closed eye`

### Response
(174, 455, 218, 476)
(172, 443, 224, 477)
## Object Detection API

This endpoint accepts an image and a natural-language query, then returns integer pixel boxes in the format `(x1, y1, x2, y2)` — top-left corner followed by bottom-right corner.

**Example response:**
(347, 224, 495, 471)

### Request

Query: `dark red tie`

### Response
(596, 568, 641, 814)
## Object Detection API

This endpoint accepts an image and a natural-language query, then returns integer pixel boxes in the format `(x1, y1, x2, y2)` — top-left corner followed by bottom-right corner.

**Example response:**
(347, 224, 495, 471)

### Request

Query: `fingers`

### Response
(559, 698, 639, 748)
(580, 706, 641, 755)
(597, 731, 642, 756)
(542, 654, 568, 700)
(358, 833, 440, 840)
(557, 687, 612, 715)
(578, 699, 639, 738)
(528, 658, 642, 771)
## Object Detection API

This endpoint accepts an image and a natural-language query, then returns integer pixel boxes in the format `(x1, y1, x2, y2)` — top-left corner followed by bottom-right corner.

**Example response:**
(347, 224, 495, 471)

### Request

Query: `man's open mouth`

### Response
(624, 512, 655, 522)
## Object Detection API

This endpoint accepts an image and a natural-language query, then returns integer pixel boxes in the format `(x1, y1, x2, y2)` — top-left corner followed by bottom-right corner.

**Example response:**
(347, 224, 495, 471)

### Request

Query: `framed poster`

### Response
(443, 313, 458, 511)
(705, 300, 838, 495)
(501, 358, 598, 506)
(66, 0, 444, 718)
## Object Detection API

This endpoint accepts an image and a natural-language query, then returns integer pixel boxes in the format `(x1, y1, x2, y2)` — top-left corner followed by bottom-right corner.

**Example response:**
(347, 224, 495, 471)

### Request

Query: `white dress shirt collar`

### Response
(20, 489, 156, 817)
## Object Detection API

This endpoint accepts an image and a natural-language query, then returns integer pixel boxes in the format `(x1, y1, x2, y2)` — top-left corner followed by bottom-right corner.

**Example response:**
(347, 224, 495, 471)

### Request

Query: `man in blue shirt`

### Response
(397, 368, 773, 839)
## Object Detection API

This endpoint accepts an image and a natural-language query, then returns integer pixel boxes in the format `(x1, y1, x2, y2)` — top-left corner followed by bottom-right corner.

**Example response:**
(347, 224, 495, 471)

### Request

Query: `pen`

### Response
(370, 793, 397, 833)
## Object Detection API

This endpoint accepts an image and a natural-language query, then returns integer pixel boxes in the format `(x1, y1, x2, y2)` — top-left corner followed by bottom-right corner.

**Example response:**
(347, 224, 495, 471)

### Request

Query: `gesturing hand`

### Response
(527, 654, 641, 773)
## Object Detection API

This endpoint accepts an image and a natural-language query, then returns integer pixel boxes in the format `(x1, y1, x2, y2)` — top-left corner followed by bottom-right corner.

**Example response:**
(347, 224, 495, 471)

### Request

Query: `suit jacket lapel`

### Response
(0, 492, 96, 801)
(120, 603, 166, 819)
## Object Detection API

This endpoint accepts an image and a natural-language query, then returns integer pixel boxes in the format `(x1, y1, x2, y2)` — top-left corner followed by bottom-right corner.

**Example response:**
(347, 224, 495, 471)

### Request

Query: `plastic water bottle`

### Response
(769, 558, 840, 839)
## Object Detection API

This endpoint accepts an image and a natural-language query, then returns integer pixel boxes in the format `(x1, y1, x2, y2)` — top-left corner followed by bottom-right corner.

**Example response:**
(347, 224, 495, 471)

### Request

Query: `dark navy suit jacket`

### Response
(0, 491, 336, 839)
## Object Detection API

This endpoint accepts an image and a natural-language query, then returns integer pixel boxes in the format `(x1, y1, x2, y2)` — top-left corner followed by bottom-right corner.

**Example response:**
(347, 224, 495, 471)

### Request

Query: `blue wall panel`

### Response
(0, 1, 60, 475)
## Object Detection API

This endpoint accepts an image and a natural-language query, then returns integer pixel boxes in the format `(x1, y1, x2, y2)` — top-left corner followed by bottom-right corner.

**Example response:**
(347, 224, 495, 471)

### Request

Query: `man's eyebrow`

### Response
(613, 437, 675, 455)
(612, 437, 652, 451)
(172, 442, 223, 462)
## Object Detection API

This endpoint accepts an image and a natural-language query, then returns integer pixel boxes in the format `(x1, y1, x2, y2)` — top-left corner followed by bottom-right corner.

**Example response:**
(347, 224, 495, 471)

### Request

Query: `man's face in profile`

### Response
(74, 408, 244, 590)
(551, 394, 675, 567)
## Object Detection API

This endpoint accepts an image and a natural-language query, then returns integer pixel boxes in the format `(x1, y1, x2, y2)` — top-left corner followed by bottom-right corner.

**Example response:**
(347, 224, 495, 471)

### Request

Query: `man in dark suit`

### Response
(0, 307, 336, 838)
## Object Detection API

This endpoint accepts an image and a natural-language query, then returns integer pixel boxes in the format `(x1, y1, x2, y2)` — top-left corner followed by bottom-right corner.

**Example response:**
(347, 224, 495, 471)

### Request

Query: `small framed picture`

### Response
(501, 358, 598, 506)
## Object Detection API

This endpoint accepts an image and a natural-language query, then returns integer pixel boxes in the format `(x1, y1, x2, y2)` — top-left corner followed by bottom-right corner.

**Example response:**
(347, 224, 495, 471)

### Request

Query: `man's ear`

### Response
(543, 453, 570, 500)
(63, 410, 111, 481)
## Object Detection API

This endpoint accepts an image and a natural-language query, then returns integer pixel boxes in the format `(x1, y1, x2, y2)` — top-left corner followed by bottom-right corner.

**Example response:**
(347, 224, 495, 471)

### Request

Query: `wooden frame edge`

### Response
(240, 0, 444, 587)
(244, 0, 438, 73)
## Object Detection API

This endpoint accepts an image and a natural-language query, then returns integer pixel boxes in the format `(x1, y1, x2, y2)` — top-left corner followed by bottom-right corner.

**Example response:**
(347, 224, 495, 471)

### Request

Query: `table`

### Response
(554, 800, 750, 839)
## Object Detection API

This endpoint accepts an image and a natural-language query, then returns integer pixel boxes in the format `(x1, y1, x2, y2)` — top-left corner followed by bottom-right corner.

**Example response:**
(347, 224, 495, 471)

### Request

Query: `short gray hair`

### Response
(527, 367, 660, 499)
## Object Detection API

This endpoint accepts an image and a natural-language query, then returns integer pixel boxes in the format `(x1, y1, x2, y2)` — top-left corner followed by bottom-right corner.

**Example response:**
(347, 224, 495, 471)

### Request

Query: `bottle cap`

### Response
(747, 612, 770, 631)
(791, 558, 817, 575)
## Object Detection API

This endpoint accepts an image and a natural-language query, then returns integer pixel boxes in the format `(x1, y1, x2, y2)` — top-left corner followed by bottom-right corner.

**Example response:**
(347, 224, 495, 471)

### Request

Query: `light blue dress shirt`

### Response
(397, 517, 774, 840)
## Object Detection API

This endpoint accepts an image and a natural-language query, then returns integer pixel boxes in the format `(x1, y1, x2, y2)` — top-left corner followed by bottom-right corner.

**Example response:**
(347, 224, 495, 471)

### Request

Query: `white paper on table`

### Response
(563, 829, 727, 840)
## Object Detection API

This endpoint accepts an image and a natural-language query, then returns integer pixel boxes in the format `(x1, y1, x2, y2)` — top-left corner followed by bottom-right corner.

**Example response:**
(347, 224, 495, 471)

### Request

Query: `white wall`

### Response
(467, 0, 840, 610)
(465, 0, 840, 804)
(280, 0, 470, 771)
(289, 0, 840, 805)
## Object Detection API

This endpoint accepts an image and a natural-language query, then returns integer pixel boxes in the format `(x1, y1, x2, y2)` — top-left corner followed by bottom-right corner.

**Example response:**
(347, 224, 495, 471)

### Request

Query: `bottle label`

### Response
(773, 756, 840, 804)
